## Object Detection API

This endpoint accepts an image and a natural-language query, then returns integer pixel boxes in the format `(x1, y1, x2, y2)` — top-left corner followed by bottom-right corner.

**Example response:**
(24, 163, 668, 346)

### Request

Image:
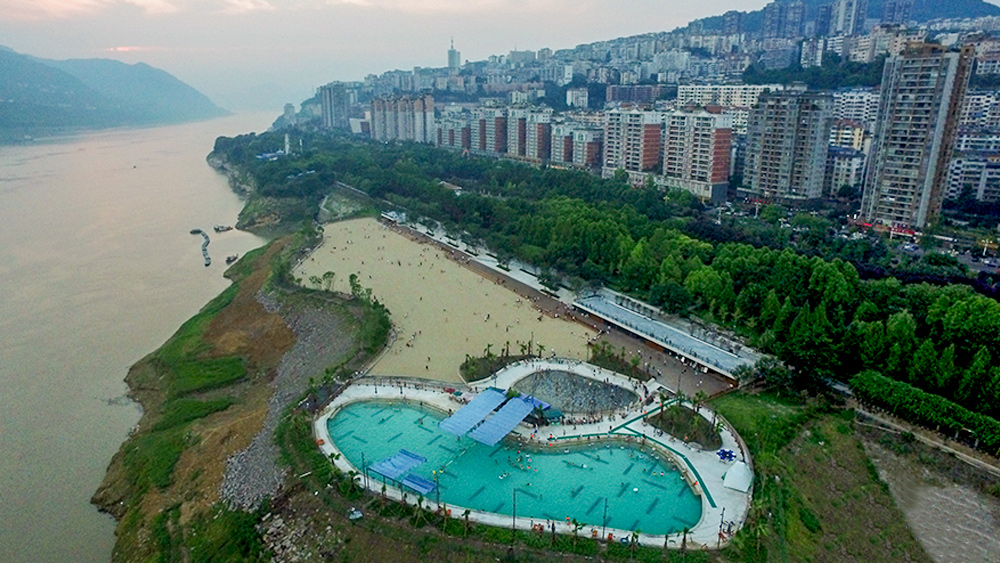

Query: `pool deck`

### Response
(313, 359, 752, 550)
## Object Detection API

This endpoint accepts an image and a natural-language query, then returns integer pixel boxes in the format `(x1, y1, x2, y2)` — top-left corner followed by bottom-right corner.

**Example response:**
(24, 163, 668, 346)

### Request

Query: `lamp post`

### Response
(361, 452, 368, 490)
(602, 497, 609, 539)
(511, 488, 519, 546)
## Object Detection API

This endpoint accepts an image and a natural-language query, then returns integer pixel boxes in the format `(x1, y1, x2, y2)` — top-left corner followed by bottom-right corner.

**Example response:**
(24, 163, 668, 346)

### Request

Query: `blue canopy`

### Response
(369, 449, 426, 480)
(439, 388, 506, 436)
(469, 397, 534, 446)
(401, 474, 437, 495)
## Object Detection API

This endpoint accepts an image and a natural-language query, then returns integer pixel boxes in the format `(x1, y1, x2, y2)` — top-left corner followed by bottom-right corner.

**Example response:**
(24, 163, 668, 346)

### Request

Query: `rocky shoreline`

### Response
(220, 291, 356, 509)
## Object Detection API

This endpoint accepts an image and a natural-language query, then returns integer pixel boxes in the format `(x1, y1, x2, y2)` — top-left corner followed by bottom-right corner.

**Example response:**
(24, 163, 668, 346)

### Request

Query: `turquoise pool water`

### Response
(328, 400, 702, 535)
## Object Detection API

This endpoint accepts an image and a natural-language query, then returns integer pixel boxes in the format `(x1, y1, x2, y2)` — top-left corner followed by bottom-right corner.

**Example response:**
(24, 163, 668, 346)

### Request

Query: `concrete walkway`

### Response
(313, 359, 752, 550)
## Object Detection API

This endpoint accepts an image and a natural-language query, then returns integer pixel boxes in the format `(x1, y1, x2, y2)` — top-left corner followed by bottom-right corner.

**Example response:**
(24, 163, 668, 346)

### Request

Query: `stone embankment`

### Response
(220, 291, 354, 509)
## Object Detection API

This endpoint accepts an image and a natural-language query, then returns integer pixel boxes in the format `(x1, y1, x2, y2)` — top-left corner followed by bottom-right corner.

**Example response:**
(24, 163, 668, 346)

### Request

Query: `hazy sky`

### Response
(0, 0, 895, 111)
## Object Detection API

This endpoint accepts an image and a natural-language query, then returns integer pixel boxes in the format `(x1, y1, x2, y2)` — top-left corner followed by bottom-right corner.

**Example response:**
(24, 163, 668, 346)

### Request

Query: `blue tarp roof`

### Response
(401, 474, 437, 495)
(369, 449, 426, 481)
(439, 388, 506, 436)
(469, 397, 534, 446)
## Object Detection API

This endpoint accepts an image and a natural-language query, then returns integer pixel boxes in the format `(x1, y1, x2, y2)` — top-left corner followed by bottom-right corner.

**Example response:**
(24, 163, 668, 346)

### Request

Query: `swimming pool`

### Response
(328, 400, 702, 535)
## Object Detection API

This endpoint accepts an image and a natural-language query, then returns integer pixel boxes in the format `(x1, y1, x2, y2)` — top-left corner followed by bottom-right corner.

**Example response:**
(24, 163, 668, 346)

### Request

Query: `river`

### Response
(0, 116, 269, 562)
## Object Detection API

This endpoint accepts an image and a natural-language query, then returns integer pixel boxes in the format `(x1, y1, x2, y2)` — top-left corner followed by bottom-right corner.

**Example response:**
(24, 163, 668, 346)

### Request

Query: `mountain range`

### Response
(0, 46, 228, 142)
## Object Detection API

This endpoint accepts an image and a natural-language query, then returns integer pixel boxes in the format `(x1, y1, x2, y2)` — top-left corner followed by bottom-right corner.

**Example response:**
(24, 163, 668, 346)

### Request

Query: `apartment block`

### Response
(826, 147, 866, 196)
(743, 89, 834, 202)
(660, 109, 732, 203)
(946, 153, 1000, 202)
(677, 84, 785, 109)
(370, 94, 436, 143)
(319, 82, 357, 129)
(830, 119, 868, 151)
(602, 108, 663, 184)
(861, 44, 974, 228)
(572, 128, 603, 169)
(550, 123, 575, 164)
(470, 107, 508, 155)
(832, 88, 880, 130)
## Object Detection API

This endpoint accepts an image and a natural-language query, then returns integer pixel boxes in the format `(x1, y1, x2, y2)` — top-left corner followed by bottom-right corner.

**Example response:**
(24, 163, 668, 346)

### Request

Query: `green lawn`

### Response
(711, 392, 931, 563)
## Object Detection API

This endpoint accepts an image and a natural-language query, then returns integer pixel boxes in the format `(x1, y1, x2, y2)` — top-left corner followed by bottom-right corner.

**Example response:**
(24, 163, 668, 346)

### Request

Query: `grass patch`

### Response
(588, 340, 651, 381)
(151, 283, 249, 397)
(153, 398, 235, 431)
(187, 506, 269, 563)
(711, 391, 811, 455)
(460, 353, 531, 383)
(167, 357, 246, 397)
(713, 392, 931, 563)
(152, 504, 182, 563)
(647, 403, 722, 449)
(122, 429, 193, 492)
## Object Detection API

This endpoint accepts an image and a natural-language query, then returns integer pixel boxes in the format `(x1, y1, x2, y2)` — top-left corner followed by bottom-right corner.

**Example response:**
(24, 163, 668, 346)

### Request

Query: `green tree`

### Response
(935, 344, 958, 393)
(957, 347, 992, 408)
(910, 339, 938, 389)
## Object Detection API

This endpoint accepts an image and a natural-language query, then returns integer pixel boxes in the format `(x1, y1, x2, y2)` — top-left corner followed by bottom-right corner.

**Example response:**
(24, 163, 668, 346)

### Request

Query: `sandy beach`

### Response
(296, 218, 594, 383)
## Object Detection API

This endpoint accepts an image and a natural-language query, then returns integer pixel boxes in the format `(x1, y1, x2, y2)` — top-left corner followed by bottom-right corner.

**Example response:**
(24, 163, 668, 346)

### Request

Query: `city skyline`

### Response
(1, 0, 776, 111)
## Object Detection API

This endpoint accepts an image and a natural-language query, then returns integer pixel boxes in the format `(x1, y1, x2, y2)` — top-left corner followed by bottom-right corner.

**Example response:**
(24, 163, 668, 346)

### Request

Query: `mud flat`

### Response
(296, 218, 594, 382)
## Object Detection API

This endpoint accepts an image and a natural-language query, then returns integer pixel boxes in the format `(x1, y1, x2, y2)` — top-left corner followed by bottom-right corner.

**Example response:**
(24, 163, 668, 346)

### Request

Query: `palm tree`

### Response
(693, 390, 708, 414)
(571, 518, 585, 545)
(463, 509, 471, 537)
(681, 526, 690, 553)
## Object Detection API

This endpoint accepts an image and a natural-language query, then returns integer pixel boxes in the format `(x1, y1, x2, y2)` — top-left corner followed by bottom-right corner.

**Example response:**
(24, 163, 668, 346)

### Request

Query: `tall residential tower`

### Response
(743, 89, 834, 202)
(861, 44, 973, 228)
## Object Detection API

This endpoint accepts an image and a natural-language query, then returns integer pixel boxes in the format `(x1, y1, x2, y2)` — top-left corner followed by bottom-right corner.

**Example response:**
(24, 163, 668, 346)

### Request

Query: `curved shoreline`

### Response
(313, 359, 753, 549)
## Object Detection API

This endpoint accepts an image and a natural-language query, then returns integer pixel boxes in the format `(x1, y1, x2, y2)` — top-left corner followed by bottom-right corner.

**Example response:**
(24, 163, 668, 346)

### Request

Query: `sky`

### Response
(1, 0, 815, 111)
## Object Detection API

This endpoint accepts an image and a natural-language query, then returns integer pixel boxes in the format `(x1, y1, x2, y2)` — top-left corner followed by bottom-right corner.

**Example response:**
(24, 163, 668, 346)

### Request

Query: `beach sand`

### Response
(296, 218, 594, 383)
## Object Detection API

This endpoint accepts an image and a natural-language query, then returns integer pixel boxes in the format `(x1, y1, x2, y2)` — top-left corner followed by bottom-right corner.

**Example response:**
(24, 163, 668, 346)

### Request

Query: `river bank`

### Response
(0, 115, 268, 563)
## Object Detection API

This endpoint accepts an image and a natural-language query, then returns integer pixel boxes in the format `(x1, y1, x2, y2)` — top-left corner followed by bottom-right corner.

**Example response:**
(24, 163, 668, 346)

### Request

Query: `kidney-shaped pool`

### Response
(328, 400, 702, 535)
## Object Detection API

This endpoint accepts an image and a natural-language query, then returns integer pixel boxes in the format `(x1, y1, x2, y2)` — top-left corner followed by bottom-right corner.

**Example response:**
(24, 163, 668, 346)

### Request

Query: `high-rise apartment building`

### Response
(525, 109, 553, 162)
(661, 110, 733, 203)
(830, 0, 868, 36)
(507, 108, 529, 157)
(960, 91, 1000, 129)
(882, 0, 912, 24)
(829, 119, 868, 151)
(370, 94, 436, 143)
(677, 84, 784, 109)
(743, 89, 834, 202)
(826, 147, 867, 196)
(602, 108, 663, 184)
(762, 1, 804, 39)
(436, 108, 470, 150)
(572, 128, 603, 169)
(723, 10, 743, 35)
(946, 154, 1000, 203)
(470, 107, 508, 155)
(319, 82, 355, 129)
(861, 44, 974, 228)
(550, 124, 575, 164)
(832, 88, 880, 130)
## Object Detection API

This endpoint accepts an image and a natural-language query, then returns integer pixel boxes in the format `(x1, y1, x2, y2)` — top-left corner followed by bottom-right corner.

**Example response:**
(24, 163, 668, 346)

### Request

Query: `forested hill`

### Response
(0, 46, 227, 142)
